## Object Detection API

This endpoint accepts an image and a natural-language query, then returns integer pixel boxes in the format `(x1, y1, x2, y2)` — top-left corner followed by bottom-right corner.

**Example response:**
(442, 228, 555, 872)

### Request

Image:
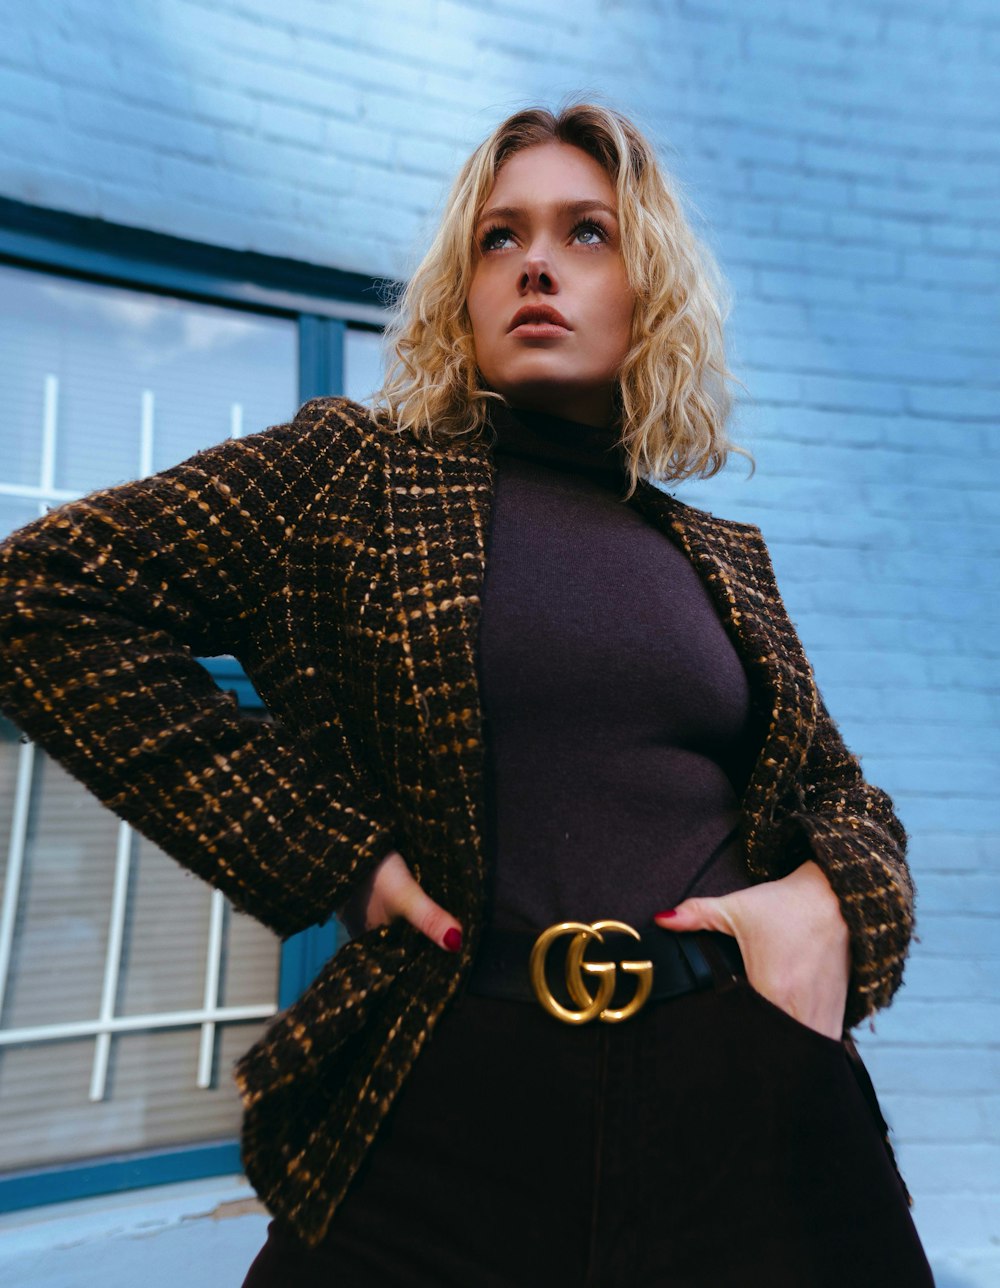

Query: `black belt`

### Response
(465, 923, 746, 1023)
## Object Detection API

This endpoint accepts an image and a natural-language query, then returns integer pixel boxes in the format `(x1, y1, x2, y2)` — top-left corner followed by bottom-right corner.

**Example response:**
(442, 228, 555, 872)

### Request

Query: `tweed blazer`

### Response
(0, 394, 915, 1247)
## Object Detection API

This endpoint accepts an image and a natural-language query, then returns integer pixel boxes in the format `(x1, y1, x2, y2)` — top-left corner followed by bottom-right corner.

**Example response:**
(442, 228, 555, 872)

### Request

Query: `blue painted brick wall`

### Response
(2, 1, 998, 1281)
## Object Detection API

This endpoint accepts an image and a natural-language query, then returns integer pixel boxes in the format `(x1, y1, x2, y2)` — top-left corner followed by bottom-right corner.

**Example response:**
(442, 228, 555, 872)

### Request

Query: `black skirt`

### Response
(241, 942, 935, 1288)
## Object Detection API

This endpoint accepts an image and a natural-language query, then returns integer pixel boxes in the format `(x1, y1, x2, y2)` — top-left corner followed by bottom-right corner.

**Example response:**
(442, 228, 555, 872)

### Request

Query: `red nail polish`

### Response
(655, 909, 678, 919)
(443, 927, 462, 952)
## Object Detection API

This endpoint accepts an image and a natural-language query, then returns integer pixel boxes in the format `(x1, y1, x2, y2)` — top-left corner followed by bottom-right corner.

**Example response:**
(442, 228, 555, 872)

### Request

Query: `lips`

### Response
(508, 304, 570, 331)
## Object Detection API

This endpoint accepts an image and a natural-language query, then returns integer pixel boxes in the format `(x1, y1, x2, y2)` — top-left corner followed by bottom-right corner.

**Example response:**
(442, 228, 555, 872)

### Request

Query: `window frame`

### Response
(0, 195, 396, 1213)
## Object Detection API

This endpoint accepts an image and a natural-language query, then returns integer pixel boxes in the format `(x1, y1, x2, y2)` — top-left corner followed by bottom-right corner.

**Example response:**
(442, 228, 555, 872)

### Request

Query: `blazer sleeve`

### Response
(0, 397, 397, 941)
(776, 685, 915, 1031)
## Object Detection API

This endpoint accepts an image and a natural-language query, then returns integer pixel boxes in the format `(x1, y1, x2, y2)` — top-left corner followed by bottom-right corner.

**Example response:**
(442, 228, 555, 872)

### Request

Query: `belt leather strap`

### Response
(465, 925, 745, 1011)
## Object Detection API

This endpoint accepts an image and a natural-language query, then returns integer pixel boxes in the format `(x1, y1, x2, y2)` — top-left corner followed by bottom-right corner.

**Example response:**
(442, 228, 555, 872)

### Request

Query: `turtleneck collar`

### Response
(485, 400, 629, 489)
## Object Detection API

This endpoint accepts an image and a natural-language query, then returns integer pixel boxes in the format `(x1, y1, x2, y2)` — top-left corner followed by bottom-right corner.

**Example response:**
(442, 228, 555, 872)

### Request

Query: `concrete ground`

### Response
(0, 1176, 997, 1286)
(0, 1176, 271, 1288)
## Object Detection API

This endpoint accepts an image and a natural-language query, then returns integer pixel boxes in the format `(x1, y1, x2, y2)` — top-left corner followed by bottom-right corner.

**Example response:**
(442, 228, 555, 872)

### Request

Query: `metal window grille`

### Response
(0, 374, 279, 1103)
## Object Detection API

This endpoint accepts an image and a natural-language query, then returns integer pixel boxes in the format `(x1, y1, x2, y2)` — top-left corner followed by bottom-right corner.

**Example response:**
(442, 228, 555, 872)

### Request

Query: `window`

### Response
(0, 198, 391, 1210)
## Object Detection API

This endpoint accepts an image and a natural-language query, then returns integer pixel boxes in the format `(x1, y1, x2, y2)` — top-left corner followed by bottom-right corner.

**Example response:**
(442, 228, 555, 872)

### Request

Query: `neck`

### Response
(503, 391, 616, 429)
(486, 401, 628, 488)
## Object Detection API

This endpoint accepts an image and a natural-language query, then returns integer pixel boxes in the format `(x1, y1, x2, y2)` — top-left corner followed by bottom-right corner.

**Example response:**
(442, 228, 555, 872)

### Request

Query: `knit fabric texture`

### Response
(0, 394, 916, 1247)
(477, 400, 762, 932)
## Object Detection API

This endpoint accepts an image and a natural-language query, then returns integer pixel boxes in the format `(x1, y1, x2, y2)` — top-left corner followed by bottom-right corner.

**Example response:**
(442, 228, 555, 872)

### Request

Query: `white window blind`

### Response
(0, 261, 297, 1172)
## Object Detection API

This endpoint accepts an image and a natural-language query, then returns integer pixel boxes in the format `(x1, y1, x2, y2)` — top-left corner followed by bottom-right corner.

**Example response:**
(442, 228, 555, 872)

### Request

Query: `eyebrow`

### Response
(475, 198, 619, 229)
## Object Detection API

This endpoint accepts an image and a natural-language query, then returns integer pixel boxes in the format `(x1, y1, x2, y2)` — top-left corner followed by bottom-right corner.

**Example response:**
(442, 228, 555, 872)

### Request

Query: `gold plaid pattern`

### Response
(0, 395, 915, 1247)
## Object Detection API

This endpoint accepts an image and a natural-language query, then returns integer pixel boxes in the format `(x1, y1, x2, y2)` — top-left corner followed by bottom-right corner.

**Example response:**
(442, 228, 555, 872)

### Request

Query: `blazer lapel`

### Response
(384, 433, 818, 904)
(627, 479, 818, 874)
(375, 434, 497, 927)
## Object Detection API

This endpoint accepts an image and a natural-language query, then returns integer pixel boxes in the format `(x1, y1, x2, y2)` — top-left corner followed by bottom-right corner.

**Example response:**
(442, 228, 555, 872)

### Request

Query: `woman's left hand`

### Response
(653, 860, 852, 1041)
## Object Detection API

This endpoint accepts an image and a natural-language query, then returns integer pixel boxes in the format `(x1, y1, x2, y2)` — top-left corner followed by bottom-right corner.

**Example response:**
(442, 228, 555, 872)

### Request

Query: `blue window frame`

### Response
(0, 195, 396, 1213)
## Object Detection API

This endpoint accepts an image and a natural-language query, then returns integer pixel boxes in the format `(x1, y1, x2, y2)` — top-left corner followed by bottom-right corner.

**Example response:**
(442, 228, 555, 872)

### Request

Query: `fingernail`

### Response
(443, 927, 462, 952)
(655, 909, 678, 919)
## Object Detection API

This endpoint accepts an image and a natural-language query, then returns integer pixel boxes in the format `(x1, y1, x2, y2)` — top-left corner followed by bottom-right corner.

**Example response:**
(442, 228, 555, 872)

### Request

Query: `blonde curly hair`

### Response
(369, 99, 753, 497)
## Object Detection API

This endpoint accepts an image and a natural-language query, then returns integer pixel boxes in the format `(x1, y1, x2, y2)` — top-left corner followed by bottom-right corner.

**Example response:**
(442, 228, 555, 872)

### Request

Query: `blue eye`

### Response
(479, 223, 515, 252)
(477, 217, 611, 253)
(573, 219, 610, 245)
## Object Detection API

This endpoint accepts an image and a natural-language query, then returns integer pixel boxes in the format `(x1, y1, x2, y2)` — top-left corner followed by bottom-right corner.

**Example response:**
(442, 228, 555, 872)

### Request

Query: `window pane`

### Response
(0, 263, 293, 1174)
(0, 716, 281, 1171)
(2, 750, 119, 1031)
(343, 326, 386, 405)
(117, 831, 216, 1018)
(0, 260, 298, 507)
(0, 723, 20, 897)
(0, 498, 40, 545)
(0, 1022, 270, 1171)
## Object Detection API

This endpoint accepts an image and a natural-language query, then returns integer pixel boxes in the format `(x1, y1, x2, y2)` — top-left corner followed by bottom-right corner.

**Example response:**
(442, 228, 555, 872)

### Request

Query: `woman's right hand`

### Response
(348, 849, 463, 953)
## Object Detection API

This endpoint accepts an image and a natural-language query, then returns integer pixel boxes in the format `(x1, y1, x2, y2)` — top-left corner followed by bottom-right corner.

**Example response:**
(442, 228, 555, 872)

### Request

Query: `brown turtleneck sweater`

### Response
(478, 401, 761, 934)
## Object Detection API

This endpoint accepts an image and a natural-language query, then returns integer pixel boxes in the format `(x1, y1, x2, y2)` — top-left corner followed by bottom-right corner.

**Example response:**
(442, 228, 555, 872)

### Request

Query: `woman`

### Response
(0, 104, 934, 1286)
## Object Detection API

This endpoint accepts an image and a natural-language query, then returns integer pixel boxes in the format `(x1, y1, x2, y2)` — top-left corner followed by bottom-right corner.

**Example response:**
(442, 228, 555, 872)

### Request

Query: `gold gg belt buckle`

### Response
(529, 920, 654, 1025)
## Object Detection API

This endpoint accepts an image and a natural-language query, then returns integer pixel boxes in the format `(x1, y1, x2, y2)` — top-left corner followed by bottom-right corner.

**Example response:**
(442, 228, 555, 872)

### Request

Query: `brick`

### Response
(699, 124, 800, 168)
(0, 105, 69, 164)
(892, 765, 1000, 804)
(0, 64, 61, 118)
(911, 835, 999, 873)
(56, 130, 163, 185)
(906, 798, 999, 835)
(748, 167, 853, 209)
(62, 87, 217, 162)
(796, 371, 906, 413)
(30, 27, 115, 91)
(744, 28, 853, 71)
(0, 157, 98, 214)
(907, 383, 998, 421)
(772, 205, 827, 238)
(388, 133, 465, 178)
(885, 1094, 985, 1141)
(754, 266, 861, 306)
(853, 179, 954, 220)
(189, 84, 258, 131)
(168, 1, 305, 63)
(860, 1043, 1000, 1096)
(980, 1095, 1000, 1140)
(94, 58, 194, 116)
(195, 47, 366, 117)
(356, 88, 471, 143)
(0, 14, 34, 67)
(350, 14, 479, 69)
(257, 101, 326, 147)
(910, 915, 1000, 959)
(215, 131, 350, 194)
(724, 200, 776, 235)
(801, 140, 897, 180)
(900, 955, 997, 1001)
(296, 42, 427, 97)
(915, 1194, 1000, 1259)
(904, 249, 1000, 289)
(321, 121, 395, 165)
(901, 1143, 1000, 1195)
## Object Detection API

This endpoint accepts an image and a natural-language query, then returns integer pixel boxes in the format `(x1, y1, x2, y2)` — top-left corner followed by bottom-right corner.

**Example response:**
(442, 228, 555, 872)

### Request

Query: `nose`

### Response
(519, 246, 558, 295)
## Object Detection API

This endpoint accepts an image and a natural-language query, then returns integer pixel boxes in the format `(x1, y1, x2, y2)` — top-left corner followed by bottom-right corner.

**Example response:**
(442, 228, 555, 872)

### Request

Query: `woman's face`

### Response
(466, 141, 635, 428)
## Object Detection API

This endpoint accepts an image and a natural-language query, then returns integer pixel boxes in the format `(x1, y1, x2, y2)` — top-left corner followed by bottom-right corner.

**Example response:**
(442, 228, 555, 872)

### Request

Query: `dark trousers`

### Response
(242, 943, 936, 1287)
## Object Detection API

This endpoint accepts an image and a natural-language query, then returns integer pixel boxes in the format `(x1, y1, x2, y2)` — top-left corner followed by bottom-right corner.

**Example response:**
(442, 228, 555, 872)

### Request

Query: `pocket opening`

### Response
(737, 976, 847, 1053)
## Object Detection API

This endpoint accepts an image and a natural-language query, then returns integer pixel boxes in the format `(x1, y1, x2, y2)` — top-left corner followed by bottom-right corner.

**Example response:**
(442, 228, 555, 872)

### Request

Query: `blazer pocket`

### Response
(233, 918, 415, 1108)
